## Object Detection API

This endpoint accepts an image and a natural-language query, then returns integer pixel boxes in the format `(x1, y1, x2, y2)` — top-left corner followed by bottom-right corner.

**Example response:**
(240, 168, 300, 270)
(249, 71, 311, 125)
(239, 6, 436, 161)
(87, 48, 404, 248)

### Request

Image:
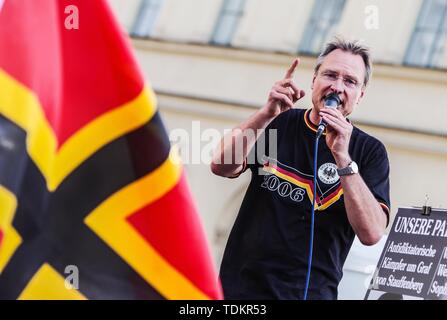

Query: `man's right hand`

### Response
(211, 59, 305, 178)
(263, 58, 306, 118)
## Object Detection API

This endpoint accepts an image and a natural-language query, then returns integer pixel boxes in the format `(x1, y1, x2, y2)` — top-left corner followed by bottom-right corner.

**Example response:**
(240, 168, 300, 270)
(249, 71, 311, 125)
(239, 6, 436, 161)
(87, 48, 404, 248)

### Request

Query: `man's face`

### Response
(311, 49, 366, 117)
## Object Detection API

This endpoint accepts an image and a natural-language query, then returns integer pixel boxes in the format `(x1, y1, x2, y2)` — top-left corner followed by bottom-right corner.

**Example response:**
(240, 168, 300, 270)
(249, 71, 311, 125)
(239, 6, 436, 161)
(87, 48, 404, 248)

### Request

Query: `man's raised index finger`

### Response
(284, 58, 300, 79)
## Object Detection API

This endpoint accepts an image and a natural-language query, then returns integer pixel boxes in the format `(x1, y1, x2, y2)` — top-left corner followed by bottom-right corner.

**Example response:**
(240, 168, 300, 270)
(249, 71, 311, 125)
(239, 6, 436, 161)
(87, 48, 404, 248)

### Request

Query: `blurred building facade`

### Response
(108, 0, 447, 299)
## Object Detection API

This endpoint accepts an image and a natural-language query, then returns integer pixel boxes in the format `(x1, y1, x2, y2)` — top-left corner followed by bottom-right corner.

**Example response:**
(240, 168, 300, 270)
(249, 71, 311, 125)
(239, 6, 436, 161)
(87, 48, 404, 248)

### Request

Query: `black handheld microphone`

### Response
(316, 93, 341, 138)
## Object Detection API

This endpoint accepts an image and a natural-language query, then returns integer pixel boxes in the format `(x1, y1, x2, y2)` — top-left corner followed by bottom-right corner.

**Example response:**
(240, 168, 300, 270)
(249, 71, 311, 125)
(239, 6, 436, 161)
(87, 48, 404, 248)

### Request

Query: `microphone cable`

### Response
(303, 132, 320, 300)
(303, 94, 340, 300)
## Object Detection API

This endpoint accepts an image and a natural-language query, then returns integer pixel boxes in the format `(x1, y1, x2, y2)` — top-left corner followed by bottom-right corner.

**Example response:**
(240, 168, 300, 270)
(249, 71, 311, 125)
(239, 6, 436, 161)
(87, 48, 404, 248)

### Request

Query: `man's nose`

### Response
(330, 78, 344, 94)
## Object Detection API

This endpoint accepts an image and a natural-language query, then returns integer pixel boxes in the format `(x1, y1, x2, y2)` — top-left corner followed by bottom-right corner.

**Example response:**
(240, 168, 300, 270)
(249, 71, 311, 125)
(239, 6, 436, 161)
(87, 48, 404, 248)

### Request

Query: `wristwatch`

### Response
(337, 161, 358, 176)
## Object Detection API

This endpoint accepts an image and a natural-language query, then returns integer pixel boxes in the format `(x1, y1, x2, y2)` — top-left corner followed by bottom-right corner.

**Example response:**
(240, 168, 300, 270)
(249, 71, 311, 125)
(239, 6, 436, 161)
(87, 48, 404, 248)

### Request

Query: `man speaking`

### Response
(211, 38, 391, 300)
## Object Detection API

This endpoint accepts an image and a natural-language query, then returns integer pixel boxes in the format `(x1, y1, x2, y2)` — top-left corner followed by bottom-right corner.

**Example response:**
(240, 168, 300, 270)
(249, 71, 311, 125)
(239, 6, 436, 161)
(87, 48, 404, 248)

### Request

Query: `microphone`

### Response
(316, 93, 341, 138)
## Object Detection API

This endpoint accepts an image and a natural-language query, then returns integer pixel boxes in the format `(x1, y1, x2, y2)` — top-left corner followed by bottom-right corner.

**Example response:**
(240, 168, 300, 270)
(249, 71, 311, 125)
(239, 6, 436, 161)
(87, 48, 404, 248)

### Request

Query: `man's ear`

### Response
(357, 87, 366, 104)
(311, 75, 316, 90)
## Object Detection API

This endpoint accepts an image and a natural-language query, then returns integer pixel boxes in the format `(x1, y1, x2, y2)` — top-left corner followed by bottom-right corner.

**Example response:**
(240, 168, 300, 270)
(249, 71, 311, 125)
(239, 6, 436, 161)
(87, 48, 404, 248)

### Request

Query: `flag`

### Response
(0, 0, 222, 300)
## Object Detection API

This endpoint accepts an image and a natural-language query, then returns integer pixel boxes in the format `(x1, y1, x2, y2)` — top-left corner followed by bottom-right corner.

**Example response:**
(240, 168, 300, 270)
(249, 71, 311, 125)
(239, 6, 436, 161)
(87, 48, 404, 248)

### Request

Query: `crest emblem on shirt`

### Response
(318, 163, 339, 184)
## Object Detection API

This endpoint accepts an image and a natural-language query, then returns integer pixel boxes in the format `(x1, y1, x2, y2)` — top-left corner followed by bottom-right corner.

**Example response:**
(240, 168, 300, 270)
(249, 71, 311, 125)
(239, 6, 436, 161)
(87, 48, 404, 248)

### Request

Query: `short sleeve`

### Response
(359, 140, 391, 226)
(246, 111, 290, 174)
(227, 129, 270, 178)
(229, 110, 293, 178)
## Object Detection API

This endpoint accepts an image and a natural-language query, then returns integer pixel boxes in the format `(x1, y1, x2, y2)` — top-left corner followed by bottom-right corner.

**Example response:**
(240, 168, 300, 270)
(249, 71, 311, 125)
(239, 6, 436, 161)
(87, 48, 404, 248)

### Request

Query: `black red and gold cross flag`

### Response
(0, 0, 222, 300)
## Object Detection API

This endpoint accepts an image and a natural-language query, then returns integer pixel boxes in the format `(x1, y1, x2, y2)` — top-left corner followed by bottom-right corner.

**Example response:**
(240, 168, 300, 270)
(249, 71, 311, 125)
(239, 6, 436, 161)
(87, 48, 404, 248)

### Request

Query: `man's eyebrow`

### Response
(344, 75, 360, 82)
(321, 69, 361, 82)
(321, 69, 337, 74)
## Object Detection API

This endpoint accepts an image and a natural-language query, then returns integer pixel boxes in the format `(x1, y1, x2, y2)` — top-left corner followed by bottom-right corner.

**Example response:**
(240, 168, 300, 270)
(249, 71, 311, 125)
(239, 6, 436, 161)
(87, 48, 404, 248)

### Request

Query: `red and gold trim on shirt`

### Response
(304, 109, 324, 135)
(262, 161, 343, 211)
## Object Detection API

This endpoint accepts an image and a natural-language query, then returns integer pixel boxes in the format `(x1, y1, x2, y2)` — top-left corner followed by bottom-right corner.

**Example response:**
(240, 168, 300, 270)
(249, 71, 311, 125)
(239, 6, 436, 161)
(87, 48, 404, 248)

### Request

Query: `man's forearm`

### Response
(340, 173, 387, 246)
(211, 109, 276, 177)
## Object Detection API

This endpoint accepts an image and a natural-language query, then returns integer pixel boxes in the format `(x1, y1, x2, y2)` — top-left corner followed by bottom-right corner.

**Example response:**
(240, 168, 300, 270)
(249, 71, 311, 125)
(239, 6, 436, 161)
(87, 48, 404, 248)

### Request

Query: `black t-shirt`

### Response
(219, 108, 390, 300)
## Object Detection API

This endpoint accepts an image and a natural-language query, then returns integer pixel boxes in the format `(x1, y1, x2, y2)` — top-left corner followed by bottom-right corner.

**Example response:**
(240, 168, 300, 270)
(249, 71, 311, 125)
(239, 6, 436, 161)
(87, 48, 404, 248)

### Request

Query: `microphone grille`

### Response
(324, 93, 341, 108)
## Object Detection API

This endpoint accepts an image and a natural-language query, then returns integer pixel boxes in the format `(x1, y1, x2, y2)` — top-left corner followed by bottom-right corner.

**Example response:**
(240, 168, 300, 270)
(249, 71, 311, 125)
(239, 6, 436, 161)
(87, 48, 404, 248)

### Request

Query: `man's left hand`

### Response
(319, 108, 353, 167)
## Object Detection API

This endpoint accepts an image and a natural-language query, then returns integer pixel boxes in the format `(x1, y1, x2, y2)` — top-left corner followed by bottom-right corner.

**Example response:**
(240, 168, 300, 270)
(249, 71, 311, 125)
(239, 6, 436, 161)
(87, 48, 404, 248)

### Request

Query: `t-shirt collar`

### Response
(304, 108, 322, 135)
(303, 108, 351, 136)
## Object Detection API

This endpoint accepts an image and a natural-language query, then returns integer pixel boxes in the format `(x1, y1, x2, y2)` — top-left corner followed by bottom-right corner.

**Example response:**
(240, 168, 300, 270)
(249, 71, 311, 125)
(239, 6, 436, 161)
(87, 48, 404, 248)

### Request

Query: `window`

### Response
(405, 0, 447, 67)
(131, 0, 164, 37)
(211, 0, 246, 45)
(299, 0, 346, 54)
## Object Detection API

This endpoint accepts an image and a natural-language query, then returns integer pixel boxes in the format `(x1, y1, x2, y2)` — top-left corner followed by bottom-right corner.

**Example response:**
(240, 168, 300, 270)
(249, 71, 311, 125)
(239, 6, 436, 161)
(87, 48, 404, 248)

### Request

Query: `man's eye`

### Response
(345, 78, 357, 86)
(325, 73, 337, 79)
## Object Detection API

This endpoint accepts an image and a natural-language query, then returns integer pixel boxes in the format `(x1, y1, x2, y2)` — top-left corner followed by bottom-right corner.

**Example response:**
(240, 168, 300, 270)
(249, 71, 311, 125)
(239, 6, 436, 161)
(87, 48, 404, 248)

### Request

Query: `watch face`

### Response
(351, 161, 358, 173)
